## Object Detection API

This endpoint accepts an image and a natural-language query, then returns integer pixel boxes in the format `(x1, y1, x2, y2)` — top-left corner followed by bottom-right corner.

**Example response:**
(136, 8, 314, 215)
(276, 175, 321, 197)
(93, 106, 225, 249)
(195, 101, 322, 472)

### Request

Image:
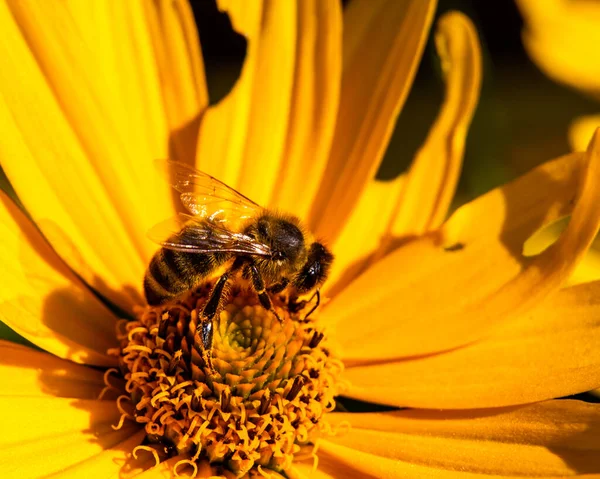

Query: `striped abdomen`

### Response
(144, 246, 230, 306)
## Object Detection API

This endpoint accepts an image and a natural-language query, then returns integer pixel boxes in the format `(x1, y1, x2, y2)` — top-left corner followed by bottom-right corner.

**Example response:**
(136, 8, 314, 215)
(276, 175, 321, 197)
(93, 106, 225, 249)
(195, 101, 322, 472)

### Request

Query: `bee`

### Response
(144, 160, 333, 366)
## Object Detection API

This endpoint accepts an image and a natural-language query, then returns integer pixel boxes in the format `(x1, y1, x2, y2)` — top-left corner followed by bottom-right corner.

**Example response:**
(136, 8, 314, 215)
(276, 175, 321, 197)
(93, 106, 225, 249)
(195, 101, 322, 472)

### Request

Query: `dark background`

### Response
(190, 0, 599, 204)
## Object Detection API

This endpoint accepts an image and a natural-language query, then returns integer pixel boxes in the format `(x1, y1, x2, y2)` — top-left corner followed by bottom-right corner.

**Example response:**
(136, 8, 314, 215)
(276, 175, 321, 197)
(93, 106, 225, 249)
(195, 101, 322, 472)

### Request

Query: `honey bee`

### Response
(144, 160, 333, 365)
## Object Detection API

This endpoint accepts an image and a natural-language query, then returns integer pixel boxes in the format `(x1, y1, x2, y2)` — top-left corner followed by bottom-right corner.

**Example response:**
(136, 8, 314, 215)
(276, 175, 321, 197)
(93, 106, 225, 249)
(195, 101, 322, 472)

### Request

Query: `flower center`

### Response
(110, 283, 342, 477)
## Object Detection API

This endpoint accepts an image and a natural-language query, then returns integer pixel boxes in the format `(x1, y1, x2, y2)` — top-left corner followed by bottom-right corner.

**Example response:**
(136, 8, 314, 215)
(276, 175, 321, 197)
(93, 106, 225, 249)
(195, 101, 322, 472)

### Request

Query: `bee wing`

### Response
(156, 160, 262, 223)
(147, 213, 272, 256)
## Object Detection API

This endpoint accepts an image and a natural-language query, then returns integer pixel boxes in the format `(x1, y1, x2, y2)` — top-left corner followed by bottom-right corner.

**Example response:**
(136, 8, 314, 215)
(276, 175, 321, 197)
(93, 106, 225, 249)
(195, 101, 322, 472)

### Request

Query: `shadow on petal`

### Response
(323, 149, 598, 362)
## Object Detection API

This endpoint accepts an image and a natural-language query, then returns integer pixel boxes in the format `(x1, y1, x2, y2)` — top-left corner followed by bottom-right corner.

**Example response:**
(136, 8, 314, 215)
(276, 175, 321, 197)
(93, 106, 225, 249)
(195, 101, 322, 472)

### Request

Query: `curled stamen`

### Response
(328, 358, 345, 375)
(150, 390, 171, 408)
(172, 380, 194, 394)
(182, 415, 201, 444)
(123, 344, 153, 355)
(159, 410, 176, 425)
(98, 368, 121, 400)
(151, 405, 169, 423)
(154, 348, 173, 361)
(312, 438, 321, 456)
(115, 318, 129, 337)
(174, 459, 198, 478)
(103, 367, 120, 387)
(132, 445, 161, 467)
(112, 413, 129, 431)
(111, 286, 341, 477)
(116, 395, 134, 419)
(191, 443, 202, 462)
(128, 326, 149, 341)
(324, 399, 336, 413)
(136, 396, 151, 411)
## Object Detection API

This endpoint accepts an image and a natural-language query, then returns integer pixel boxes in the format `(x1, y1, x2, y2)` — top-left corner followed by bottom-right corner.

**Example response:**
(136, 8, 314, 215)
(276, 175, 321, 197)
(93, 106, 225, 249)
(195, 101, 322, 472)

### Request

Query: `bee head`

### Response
(293, 242, 334, 293)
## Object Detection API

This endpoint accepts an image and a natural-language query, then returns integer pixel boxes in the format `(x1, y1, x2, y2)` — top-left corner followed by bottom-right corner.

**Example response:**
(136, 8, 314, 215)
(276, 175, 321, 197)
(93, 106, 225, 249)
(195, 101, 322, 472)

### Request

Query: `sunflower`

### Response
(516, 0, 600, 152)
(1, 1, 600, 478)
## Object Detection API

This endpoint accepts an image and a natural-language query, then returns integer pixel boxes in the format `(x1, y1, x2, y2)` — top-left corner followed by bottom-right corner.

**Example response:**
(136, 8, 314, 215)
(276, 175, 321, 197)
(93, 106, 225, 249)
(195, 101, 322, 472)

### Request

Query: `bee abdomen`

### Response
(144, 248, 212, 306)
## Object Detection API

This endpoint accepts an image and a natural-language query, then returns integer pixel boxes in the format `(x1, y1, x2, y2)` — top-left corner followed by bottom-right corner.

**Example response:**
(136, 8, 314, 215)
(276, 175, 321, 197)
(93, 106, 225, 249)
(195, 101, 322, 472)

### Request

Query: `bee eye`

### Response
(257, 220, 269, 237)
(293, 242, 333, 293)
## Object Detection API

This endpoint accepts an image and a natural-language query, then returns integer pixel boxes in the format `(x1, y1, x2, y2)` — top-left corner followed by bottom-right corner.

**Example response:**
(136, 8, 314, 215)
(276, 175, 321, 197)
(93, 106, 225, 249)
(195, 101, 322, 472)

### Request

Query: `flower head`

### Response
(1, 1, 600, 478)
(112, 287, 341, 476)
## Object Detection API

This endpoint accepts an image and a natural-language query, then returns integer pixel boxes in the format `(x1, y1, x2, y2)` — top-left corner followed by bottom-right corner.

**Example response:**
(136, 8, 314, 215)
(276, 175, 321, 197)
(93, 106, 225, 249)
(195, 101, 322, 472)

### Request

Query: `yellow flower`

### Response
(1, 1, 600, 478)
(516, 0, 600, 151)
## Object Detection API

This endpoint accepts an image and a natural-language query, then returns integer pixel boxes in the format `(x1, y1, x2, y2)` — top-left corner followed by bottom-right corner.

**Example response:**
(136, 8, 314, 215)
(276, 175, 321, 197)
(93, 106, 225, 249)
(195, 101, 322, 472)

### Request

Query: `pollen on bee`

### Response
(108, 283, 343, 478)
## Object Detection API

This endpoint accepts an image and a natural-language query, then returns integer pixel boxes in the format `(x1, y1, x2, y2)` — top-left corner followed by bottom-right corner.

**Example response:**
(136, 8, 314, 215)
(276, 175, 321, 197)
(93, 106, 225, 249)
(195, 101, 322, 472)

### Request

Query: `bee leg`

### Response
(267, 278, 289, 294)
(195, 271, 231, 371)
(289, 290, 320, 320)
(248, 263, 282, 323)
(202, 272, 230, 321)
(194, 316, 215, 371)
(195, 259, 246, 370)
(198, 317, 214, 372)
(302, 289, 321, 321)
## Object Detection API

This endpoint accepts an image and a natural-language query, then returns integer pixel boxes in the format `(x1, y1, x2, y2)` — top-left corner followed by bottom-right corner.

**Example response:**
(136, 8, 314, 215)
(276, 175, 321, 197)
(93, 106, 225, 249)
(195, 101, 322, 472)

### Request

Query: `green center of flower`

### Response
(110, 283, 342, 477)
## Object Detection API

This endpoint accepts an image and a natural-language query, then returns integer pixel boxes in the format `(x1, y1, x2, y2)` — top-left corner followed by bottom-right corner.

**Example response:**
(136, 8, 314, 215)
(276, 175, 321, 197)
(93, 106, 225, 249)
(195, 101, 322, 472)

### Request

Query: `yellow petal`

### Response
(199, 2, 342, 217)
(570, 114, 600, 152)
(271, 0, 342, 222)
(197, 1, 296, 206)
(320, 400, 600, 477)
(0, 340, 108, 399)
(127, 456, 189, 478)
(310, 0, 437, 242)
(0, 4, 132, 311)
(48, 430, 148, 479)
(391, 11, 482, 236)
(0, 396, 138, 478)
(344, 279, 600, 408)
(0, 190, 118, 367)
(325, 132, 600, 361)
(567, 241, 600, 286)
(527, 116, 600, 289)
(324, 176, 405, 297)
(143, 0, 209, 163)
(134, 456, 244, 478)
(1, 1, 205, 312)
(525, 216, 600, 288)
(50, 0, 207, 162)
(527, 119, 600, 289)
(7, 0, 205, 232)
(326, 11, 482, 293)
(288, 455, 356, 479)
(517, 0, 600, 97)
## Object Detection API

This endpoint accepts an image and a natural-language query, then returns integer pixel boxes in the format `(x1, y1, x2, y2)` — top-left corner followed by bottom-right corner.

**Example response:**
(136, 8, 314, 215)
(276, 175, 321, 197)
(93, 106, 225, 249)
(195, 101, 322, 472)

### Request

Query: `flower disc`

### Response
(111, 283, 342, 477)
